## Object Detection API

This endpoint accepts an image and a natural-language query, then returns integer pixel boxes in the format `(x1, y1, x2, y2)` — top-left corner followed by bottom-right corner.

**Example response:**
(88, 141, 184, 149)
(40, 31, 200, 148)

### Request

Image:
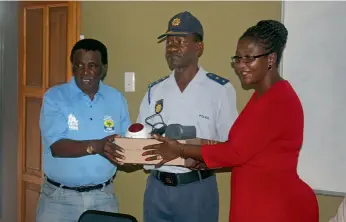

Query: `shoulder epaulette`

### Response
(148, 75, 169, 89)
(206, 73, 229, 86)
(147, 75, 169, 104)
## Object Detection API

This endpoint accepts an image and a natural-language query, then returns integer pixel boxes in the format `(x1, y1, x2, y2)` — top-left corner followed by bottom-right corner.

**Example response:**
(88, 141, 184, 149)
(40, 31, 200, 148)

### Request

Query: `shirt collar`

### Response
(170, 65, 207, 84)
(68, 77, 106, 98)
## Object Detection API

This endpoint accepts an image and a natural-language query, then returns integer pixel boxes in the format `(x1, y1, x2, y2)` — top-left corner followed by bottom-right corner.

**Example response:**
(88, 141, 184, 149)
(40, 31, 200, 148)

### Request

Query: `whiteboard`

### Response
(282, 1, 346, 195)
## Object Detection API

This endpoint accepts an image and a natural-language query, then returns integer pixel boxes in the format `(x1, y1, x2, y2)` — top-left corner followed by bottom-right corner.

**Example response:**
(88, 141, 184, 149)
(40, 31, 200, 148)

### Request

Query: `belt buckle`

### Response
(75, 186, 90, 192)
(162, 174, 178, 186)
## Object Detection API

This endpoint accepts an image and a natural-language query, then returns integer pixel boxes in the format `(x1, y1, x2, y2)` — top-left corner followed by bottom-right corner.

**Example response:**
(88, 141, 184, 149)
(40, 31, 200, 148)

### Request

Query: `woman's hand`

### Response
(142, 134, 183, 168)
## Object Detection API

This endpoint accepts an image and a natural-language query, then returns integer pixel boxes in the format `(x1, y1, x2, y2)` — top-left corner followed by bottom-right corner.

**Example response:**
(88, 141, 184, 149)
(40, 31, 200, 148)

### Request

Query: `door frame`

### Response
(0, 2, 19, 222)
(16, 2, 80, 221)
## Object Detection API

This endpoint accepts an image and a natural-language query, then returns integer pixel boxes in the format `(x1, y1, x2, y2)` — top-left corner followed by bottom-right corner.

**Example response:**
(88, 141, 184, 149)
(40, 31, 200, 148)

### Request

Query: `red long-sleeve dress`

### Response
(202, 80, 319, 222)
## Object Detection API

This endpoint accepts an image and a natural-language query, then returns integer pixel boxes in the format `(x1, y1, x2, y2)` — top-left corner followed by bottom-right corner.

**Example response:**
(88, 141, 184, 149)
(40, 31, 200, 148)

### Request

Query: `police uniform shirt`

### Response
(40, 78, 131, 187)
(137, 66, 238, 173)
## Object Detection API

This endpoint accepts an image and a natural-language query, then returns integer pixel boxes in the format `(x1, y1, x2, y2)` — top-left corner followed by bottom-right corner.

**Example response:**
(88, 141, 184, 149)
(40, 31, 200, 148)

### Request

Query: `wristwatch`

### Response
(86, 145, 94, 154)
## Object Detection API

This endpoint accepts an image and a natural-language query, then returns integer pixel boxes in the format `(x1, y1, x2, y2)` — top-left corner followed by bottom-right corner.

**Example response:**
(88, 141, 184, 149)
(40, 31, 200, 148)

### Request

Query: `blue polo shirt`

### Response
(40, 78, 131, 187)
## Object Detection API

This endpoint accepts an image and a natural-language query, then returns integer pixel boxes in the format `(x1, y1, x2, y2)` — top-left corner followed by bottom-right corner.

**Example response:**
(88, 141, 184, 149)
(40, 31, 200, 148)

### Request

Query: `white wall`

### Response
(282, 1, 346, 195)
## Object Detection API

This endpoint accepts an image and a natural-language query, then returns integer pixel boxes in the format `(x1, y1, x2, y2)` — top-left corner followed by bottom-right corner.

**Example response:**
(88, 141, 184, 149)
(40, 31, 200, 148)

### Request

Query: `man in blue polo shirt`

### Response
(36, 39, 130, 222)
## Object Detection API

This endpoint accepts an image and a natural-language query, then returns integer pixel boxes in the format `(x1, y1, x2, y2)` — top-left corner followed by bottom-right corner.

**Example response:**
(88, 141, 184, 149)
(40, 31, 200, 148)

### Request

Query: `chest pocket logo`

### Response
(155, 99, 164, 114)
(104, 116, 115, 132)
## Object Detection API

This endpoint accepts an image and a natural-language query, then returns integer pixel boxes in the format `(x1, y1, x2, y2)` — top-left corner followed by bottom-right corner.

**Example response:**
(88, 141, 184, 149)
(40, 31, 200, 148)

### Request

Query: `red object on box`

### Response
(128, 123, 144, 133)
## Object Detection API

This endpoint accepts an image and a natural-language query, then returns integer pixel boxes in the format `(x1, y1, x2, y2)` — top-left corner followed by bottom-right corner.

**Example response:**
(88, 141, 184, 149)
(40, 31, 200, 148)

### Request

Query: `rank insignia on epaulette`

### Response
(147, 75, 170, 105)
(206, 73, 229, 85)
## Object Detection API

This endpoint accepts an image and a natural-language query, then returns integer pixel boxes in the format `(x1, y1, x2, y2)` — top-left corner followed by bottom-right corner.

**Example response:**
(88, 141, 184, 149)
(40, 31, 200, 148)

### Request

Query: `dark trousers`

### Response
(143, 174, 219, 222)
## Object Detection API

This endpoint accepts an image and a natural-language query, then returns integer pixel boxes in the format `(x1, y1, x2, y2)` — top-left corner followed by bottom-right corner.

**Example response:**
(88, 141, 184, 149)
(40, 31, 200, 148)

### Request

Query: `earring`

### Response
(268, 65, 272, 70)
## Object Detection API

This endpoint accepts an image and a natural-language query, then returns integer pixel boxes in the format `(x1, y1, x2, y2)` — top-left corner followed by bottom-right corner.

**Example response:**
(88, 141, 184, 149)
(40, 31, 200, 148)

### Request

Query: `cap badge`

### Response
(171, 18, 180, 26)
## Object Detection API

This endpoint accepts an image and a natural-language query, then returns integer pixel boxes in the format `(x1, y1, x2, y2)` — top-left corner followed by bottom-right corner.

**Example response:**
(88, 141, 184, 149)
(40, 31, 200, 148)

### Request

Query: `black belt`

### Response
(46, 176, 114, 192)
(151, 170, 214, 186)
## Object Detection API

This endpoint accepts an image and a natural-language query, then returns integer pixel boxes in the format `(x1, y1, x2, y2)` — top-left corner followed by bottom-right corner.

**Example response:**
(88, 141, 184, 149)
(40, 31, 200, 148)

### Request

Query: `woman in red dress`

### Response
(142, 20, 319, 222)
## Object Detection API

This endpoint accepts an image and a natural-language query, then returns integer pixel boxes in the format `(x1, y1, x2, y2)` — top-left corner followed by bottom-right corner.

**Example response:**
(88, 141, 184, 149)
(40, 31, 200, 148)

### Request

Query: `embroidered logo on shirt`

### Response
(155, 99, 164, 114)
(104, 116, 115, 132)
(68, 114, 79, 131)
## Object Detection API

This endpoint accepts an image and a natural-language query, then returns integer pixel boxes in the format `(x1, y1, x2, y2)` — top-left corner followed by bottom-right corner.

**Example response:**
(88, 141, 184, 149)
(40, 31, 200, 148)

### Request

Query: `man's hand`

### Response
(102, 134, 140, 167)
(103, 141, 125, 165)
(91, 134, 125, 165)
(103, 134, 121, 143)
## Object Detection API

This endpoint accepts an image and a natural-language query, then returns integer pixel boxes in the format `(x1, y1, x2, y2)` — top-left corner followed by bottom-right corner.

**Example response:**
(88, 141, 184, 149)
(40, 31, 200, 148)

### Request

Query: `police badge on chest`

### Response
(155, 99, 163, 114)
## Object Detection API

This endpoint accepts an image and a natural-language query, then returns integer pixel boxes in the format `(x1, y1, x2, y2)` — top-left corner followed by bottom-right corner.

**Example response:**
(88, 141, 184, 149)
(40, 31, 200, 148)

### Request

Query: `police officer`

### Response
(137, 11, 238, 222)
(37, 39, 131, 222)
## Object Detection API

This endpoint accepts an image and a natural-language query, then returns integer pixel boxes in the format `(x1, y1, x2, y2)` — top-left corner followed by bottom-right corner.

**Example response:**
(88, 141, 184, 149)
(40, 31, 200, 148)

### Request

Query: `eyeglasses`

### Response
(231, 52, 272, 64)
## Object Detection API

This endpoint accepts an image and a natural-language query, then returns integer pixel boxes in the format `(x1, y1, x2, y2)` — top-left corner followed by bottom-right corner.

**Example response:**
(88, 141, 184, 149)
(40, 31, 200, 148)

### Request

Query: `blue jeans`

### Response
(36, 179, 119, 222)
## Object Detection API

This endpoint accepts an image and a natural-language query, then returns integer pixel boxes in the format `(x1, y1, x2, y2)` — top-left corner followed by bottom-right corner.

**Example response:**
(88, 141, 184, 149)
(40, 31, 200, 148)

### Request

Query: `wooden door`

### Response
(17, 2, 80, 222)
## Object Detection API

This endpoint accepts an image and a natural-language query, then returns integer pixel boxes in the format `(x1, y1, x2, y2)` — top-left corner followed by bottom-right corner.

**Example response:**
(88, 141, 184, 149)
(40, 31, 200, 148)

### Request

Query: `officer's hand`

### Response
(186, 160, 208, 170)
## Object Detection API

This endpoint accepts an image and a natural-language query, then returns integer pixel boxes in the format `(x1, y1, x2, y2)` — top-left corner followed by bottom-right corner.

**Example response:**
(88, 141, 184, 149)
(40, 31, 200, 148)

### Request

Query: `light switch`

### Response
(124, 72, 135, 92)
(80, 34, 85, 40)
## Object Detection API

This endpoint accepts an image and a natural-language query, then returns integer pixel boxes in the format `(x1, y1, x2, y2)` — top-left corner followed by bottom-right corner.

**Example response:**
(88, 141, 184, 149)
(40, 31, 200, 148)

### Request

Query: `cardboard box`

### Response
(114, 137, 219, 166)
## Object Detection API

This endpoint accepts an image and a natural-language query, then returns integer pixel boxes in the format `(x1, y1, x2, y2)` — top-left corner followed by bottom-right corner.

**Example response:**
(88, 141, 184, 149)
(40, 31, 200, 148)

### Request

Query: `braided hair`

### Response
(240, 20, 288, 66)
